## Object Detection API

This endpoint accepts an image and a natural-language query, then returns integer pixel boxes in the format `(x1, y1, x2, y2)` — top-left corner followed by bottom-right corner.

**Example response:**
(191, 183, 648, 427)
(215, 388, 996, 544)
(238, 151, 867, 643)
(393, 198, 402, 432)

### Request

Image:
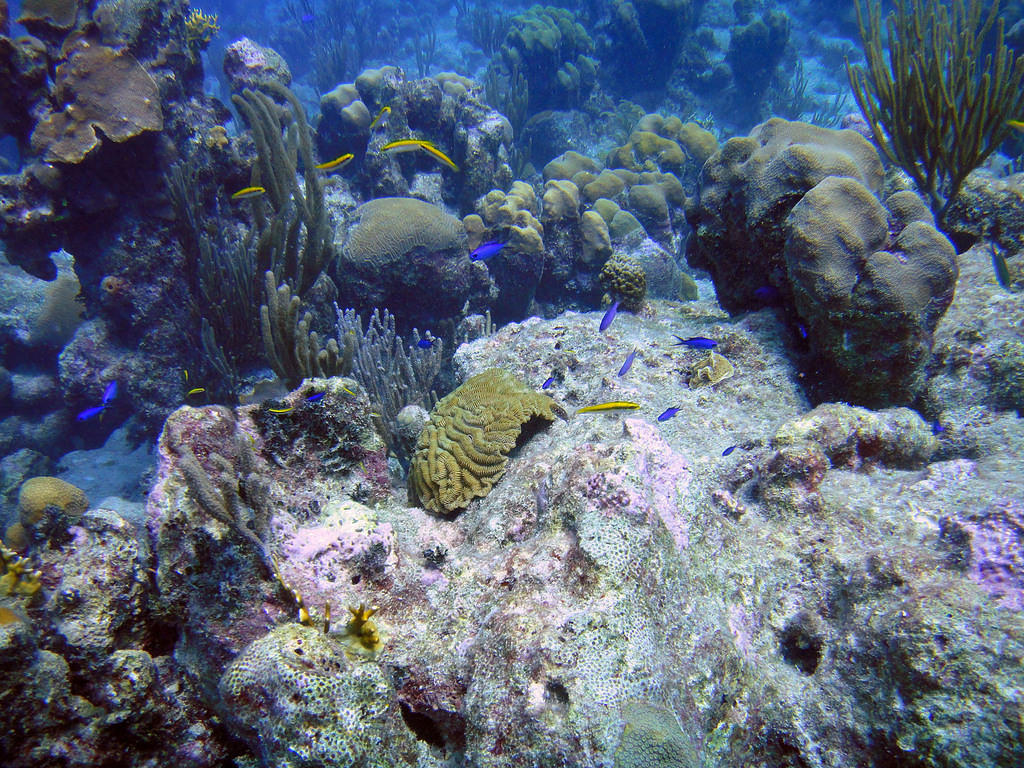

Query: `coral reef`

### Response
(219, 623, 426, 767)
(599, 253, 647, 312)
(409, 368, 561, 515)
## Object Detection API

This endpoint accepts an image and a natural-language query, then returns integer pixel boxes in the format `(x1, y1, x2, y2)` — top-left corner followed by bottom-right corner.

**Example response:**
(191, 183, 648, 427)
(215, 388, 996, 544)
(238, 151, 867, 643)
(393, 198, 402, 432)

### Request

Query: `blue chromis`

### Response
(102, 380, 117, 404)
(657, 407, 680, 422)
(672, 335, 717, 349)
(417, 338, 435, 348)
(306, 392, 325, 402)
(470, 241, 506, 261)
(76, 404, 107, 421)
(542, 376, 555, 389)
(618, 348, 638, 377)
(721, 445, 736, 456)
(599, 300, 620, 332)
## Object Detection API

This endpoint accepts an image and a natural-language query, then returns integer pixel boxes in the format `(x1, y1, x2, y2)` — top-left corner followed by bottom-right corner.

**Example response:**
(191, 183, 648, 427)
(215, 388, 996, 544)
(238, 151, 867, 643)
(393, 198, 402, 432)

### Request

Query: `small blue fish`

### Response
(417, 338, 435, 349)
(301, 12, 315, 23)
(618, 348, 638, 377)
(797, 324, 808, 340)
(600, 300, 619, 332)
(657, 407, 680, 422)
(672, 335, 717, 350)
(931, 420, 944, 435)
(753, 285, 782, 304)
(102, 380, 117, 405)
(542, 376, 555, 389)
(722, 445, 736, 456)
(77, 404, 107, 421)
(470, 241, 506, 261)
(306, 392, 325, 402)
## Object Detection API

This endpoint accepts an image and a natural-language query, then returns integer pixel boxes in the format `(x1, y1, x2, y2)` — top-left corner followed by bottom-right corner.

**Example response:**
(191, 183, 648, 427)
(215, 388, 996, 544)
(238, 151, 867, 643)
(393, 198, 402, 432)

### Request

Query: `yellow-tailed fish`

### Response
(381, 139, 459, 171)
(369, 106, 391, 129)
(419, 141, 459, 171)
(186, 387, 206, 396)
(341, 385, 357, 396)
(1008, 119, 1024, 132)
(576, 401, 641, 414)
(231, 186, 266, 200)
(314, 153, 353, 171)
(268, 405, 293, 413)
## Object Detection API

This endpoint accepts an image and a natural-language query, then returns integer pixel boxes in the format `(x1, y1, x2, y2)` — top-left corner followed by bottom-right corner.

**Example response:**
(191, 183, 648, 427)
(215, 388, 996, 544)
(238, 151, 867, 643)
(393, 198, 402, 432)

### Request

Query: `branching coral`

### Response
(184, 8, 219, 49)
(847, 0, 1024, 220)
(0, 541, 41, 596)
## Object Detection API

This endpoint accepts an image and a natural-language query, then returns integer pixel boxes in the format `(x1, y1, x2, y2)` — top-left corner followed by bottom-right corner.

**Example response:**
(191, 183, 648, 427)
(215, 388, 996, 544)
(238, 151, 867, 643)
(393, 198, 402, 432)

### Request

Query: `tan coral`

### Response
(30, 41, 163, 164)
(408, 369, 561, 515)
(18, 475, 88, 526)
(688, 351, 734, 389)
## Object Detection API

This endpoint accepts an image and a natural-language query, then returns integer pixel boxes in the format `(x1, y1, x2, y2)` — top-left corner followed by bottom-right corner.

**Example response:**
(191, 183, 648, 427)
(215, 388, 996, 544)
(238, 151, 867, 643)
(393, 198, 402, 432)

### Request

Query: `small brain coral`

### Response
(409, 368, 561, 515)
(18, 476, 88, 526)
(600, 253, 647, 312)
(219, 623, 417, 768)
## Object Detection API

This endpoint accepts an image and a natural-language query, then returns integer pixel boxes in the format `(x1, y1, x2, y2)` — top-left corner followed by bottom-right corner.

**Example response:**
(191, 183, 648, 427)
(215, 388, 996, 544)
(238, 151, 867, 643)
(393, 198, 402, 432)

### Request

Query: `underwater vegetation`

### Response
(0, 0, 1022, 766)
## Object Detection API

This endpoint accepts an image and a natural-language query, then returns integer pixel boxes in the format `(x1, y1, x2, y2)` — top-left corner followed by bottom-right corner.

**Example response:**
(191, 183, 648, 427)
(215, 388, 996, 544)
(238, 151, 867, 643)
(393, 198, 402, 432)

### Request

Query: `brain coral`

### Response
(784, 176, 957, 405)
(338, 197, 488, 325)
(18, 476, 88, 526)
(219, 623, 420, 768)
(685, 118, 883, 313)
(409, 368, 561, 515)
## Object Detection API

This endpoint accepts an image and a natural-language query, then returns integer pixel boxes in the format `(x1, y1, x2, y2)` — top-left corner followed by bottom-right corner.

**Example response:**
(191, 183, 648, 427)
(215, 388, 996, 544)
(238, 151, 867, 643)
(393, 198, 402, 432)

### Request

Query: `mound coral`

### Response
(600, 253, 647, 312)
(17, 475, 88, 526)
(408, 368, 562, 515)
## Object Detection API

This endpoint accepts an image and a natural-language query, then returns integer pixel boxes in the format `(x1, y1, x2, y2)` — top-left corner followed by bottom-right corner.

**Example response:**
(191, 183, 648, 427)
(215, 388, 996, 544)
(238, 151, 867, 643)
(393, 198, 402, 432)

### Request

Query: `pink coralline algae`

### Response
(941, 499, 1024, 610)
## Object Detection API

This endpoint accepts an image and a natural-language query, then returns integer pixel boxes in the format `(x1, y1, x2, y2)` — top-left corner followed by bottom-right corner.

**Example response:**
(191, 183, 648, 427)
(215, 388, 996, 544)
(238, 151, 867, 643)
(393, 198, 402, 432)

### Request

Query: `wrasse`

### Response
(576, 401, 640, 414)
(186, 387, 206, 397)
(1008, 119, 1024, 132)
(231, 186, 266, 200)
(314, 153, 353, 171)
(381, 139, 459, 171)
(369, 106, 391, 129)
(268, 405, 294, 414)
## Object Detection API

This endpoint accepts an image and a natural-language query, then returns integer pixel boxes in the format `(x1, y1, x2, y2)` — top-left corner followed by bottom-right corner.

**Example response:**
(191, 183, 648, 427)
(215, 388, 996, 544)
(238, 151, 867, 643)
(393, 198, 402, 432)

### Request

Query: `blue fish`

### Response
(470, 241, 506, 261)
(102, 380, 117, 405)
(672, 335, 717, 350)
(542, 376, 555, 389)
(753, 285, 782, 304)
(417, 338, 435, 348)
(77, 404, 107, 421)
(722, 445, 736, 456)
(618, 348, 637, 377)
(931, 420, 944, 435)
(600, 300, 619, 332)
(301, 12, 315, 23)
(657, 407, 680, 422)
(306, 392, 325, 402)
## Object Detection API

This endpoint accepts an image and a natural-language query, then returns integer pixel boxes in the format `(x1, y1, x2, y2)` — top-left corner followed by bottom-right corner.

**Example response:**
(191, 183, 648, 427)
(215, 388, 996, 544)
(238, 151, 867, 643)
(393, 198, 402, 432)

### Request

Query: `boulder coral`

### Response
(337, 197, 489, 330)
(687, 118, 955, 406)
(785, 176, 958, 405)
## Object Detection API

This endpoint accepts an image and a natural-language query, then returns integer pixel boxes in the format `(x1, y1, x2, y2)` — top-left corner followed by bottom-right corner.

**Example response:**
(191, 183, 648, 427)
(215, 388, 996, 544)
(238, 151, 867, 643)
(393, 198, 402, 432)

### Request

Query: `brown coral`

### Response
(408, 369, 561, 515)
(600, 253, 646, 312)
(29, 41, 163, 163)
(18, 475, 88, 526)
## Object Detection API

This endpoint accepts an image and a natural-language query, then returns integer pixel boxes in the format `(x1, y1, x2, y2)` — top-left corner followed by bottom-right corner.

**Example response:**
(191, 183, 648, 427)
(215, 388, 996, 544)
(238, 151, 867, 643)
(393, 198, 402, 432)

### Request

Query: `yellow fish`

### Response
(268, 405, 293, 414)
(186, 387, 206, 397)
(314, 153, 353, 171)
(1008, 119, 1024, 132)
(369, 106, 391, 129)
(231, 186, 265, 200)
(381, 139, 459, 171)
(576, 401, 641, 414)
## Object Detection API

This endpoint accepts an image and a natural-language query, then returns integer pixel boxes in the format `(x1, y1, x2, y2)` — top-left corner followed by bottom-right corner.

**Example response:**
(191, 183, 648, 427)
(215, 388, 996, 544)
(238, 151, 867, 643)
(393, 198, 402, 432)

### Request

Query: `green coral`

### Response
(408, 368, 561, 515)
(219, 623, 418, 768)
(614, 702, 703, 768)
(600, 253, 647, 312)
(847, 0, 1024, 221)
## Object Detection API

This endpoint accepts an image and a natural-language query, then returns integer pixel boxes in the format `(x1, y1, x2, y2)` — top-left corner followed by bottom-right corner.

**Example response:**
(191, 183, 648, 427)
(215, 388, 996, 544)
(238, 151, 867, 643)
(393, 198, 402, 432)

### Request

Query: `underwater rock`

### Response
(943, 168, 1024, 254)
(222, 37, 291, 93)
